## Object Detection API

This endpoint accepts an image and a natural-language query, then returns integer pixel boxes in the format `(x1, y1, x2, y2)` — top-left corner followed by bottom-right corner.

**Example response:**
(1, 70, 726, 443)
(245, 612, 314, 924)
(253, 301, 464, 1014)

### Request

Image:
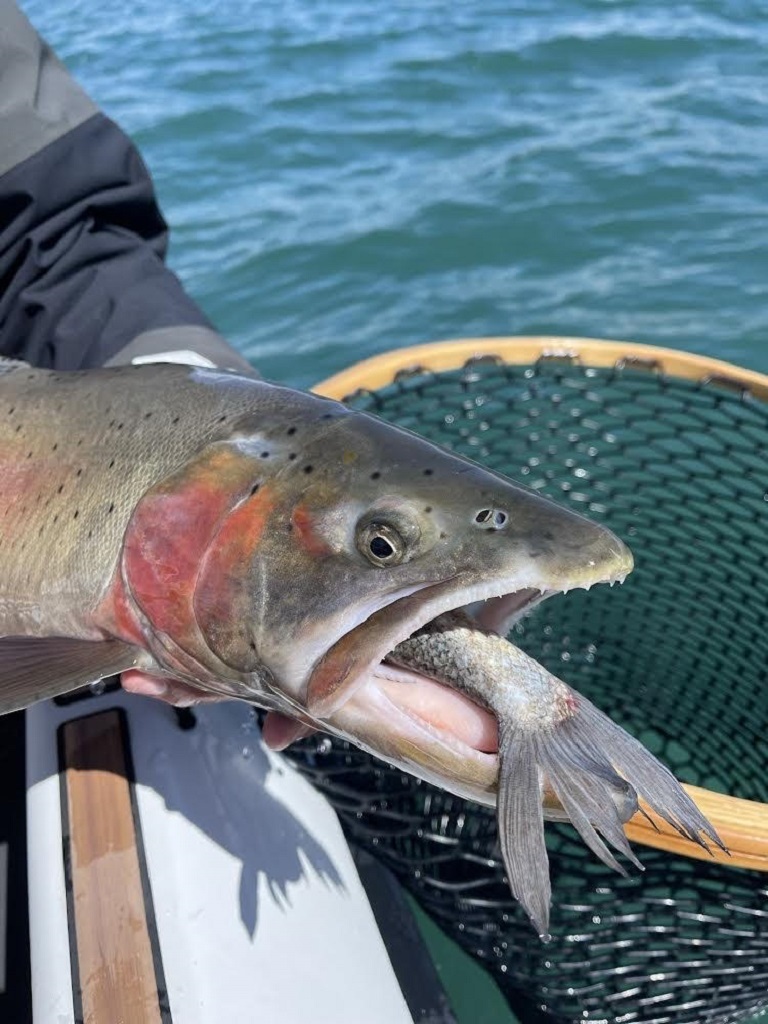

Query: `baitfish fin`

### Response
(497, 724, 552, 939)
(0, 636, 139, 713)
(497, 687, 726, 937)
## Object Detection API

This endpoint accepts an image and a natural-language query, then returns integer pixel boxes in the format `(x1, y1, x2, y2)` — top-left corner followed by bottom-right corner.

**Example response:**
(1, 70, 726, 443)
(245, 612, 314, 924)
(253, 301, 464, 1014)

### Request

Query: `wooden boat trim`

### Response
(59, 708, 171, 1023)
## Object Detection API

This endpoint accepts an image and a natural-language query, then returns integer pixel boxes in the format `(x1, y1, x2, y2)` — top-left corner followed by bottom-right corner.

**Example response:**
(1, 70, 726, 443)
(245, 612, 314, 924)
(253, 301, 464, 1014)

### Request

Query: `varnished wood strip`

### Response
(626, 785, 768, 872)
(60, 709, 167, 1024)
(314, 335, 768, 403)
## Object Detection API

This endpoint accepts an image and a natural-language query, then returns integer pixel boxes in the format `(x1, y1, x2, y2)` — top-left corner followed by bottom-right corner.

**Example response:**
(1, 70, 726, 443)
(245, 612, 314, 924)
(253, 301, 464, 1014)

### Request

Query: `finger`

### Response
(261, 710, 317, 750)
(121, 669, 223, 707)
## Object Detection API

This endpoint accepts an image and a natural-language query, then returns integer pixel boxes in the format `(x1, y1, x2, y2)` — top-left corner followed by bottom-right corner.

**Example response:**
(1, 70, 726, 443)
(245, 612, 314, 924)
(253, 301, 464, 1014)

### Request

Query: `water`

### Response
(21, 0, 768, 391)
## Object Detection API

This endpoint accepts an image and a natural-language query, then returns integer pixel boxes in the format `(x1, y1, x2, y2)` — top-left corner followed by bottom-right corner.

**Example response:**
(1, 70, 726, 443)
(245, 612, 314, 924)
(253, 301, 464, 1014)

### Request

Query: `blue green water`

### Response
(18, 3, 768, 1021)
(23, 0, 768, 391)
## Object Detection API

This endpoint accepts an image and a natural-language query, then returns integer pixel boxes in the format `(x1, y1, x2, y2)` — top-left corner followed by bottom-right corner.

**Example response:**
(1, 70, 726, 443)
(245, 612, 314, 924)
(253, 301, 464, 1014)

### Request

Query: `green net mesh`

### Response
(283, 351, 768, 1023)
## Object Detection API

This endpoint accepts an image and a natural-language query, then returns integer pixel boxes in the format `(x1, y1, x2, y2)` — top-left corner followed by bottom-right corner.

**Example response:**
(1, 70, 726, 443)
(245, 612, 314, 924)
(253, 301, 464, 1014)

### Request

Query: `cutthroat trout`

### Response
(0, 359, 719, 931)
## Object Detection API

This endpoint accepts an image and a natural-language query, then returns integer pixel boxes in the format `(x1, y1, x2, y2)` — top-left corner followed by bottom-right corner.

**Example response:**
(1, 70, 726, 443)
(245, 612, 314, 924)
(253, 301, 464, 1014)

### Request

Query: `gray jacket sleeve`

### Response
(0, 0, 254, 373)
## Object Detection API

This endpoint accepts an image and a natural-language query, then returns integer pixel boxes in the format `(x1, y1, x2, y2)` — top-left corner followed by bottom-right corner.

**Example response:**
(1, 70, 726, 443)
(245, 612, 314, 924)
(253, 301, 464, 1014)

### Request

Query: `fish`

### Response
(0, 358, 720, 931)
(388, 611, 724, 935)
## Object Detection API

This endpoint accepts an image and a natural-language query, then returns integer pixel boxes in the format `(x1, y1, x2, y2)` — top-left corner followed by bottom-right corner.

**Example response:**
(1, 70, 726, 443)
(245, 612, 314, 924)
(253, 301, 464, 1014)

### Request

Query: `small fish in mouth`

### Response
(384, 611, 724, 937)
(0, 359, 723, 935)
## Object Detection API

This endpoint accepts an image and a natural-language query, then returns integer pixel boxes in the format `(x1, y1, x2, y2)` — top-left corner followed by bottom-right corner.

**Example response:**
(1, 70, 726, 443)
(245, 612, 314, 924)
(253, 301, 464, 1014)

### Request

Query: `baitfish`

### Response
(0, 359, 719, 928)
(388, 612, 723, 935)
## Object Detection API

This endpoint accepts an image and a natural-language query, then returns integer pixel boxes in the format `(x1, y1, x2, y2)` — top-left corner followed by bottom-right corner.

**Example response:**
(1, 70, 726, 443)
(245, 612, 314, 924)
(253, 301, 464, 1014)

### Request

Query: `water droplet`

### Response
(317, 737, 332, 755)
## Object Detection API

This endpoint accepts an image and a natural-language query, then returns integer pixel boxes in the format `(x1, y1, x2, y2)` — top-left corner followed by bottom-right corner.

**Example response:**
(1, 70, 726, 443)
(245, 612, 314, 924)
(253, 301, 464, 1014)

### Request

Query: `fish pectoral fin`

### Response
(0, 636, 139, 714)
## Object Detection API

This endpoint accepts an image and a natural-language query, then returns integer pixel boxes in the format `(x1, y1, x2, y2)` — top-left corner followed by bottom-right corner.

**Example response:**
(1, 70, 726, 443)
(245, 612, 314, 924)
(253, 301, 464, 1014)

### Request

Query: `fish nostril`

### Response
(475, 508, 508, 530)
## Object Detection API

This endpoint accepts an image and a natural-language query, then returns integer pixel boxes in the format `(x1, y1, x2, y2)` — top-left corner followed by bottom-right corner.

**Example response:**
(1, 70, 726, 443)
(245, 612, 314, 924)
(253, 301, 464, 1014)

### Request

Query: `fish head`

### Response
(201, 404, 631, 803)
(116, 388, 632, 805)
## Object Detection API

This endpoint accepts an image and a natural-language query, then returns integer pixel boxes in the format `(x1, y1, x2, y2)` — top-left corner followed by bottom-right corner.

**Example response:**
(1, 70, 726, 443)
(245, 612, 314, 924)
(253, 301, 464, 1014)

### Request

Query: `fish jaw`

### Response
(306, 531, 633, 720)
(303, 538, 632, 809)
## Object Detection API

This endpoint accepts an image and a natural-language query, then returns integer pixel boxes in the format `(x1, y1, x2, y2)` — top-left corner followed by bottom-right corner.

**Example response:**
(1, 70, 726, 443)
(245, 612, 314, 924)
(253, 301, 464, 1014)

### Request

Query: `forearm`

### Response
(0, 0, 253, 373)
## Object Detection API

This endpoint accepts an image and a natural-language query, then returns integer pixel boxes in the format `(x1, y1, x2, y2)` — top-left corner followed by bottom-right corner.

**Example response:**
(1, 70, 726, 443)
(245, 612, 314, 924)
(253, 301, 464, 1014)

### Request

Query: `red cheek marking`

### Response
(193, 487, 276, 661)
(115, 446, 265, 656)
(291, 503, 332, 558)
(95, 568, 147, 647)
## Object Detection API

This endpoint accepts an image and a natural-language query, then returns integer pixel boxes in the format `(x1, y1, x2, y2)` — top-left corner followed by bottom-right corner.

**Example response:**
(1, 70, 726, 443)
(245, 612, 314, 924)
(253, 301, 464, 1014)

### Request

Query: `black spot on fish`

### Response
(250, 483, 260, 496)
(260, 451, 270, 459)
(424, 506, 432, 513)
(117, 422, 124, 430)
(439, 531, 447, 539)
(321, 413, 334, 420)
(289, 453, 297, 461)
(144, 412, 153, 420)
(52, 443, 58, 451)
(218, 415, 227, 423)
(107, 502, 115, 514)
(370, 471, 381, 480)
(26, 451, 32, 459)
(15, 424, 21, 433)
(8, 407, 14, 414)
(172, 416, 180, 425)
(423, 468, 433, 476)
(57, 484, 64, 495)
(286, 523, 293, 532)
(108, 459, 115, 469)
(53, 514, 58, 524)
(88, 530, 93, 539)
(76, 469, 82, 477)
(303, 465, 314, 474)
(286, 426, 296, 436)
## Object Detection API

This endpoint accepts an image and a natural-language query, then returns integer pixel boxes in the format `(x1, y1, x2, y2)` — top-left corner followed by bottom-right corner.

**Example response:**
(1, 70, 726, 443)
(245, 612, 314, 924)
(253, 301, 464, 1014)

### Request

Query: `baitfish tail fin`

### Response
(558, 690, 726, 854)
(497, 686, 725, 937)
(0, 636, 139, 714)
(497, 725, 552, 939)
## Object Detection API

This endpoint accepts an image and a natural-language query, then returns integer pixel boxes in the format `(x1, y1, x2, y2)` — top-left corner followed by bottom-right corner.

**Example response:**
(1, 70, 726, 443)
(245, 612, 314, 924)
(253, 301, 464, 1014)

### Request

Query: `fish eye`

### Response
(357, 521, 407, 567)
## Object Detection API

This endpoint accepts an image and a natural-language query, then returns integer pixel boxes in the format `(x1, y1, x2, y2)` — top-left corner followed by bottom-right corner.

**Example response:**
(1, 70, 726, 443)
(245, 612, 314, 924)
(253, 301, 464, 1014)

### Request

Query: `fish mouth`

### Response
(311, 540, 633, 806)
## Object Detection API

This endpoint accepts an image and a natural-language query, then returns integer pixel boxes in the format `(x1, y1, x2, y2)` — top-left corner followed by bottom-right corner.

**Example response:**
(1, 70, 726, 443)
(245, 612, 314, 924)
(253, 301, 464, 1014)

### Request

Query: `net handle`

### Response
(313, 336, 768, 872)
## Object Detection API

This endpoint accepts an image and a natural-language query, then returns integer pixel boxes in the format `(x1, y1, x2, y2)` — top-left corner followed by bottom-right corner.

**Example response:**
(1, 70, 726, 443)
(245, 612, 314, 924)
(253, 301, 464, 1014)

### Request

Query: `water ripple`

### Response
(22, 0, 768, 387)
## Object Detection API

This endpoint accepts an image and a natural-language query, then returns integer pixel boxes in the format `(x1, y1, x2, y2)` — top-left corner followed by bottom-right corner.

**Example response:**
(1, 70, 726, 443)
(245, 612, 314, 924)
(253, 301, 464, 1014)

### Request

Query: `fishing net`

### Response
(282, 341, 768, 1024)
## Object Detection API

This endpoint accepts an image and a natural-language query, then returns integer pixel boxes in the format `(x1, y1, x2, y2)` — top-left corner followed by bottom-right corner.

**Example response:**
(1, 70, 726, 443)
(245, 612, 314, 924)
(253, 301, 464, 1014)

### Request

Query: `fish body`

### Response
(0, 359, 719, 931)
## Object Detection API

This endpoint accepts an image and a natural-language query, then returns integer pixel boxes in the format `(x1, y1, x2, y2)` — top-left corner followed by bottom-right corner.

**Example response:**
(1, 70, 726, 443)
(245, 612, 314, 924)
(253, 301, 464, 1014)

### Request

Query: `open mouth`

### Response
(307, 550, 631, 804)
(374, 586, 551, 754)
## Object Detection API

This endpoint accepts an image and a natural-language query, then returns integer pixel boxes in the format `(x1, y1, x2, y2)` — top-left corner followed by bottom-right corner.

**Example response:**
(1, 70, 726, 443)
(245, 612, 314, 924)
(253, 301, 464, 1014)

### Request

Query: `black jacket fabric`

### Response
(0, 0, 253, 372)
